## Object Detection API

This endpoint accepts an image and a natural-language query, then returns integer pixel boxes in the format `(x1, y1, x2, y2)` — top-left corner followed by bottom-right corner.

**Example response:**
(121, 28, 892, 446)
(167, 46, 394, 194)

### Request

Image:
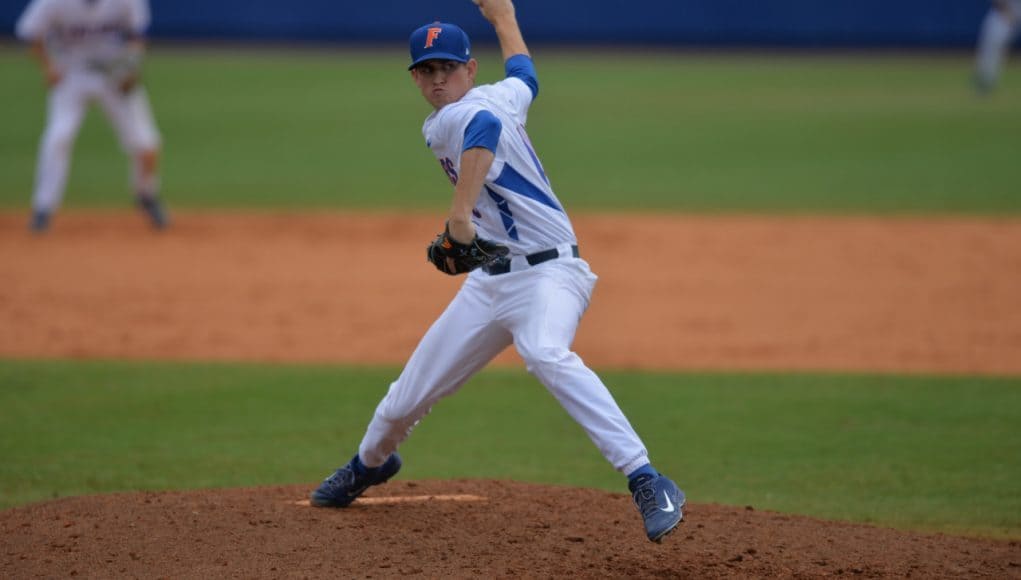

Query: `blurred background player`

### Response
(974, 0, 1021, 94)
(310, 0, 685, 543)
(16, 0, 168, 233)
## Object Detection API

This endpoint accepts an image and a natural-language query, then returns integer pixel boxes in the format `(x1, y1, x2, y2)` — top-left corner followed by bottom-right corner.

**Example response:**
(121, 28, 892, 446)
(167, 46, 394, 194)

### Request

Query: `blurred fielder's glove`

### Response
(113, 51, 143, 95)
(427, 224, 509, 275)
(87, 51, 143, 95)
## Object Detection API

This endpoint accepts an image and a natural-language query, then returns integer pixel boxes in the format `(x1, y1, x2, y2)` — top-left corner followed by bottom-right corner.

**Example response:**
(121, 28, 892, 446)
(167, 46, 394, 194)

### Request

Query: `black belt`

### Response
(483, 245, 579, 275)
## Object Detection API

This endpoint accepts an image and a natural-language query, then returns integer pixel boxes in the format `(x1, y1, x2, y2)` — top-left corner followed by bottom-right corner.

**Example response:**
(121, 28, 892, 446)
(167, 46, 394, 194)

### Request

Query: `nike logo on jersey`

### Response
(660, 491, 675, 513)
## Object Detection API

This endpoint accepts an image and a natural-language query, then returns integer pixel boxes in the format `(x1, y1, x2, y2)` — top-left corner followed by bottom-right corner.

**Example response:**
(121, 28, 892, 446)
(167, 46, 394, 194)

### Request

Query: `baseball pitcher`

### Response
(16, 0, 167, 232)
(311, 0, 686, 543)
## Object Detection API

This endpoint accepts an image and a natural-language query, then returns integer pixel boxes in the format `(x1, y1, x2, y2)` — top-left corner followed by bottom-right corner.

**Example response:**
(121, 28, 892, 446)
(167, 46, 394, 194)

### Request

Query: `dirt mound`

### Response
(2, 481, 1018, 579)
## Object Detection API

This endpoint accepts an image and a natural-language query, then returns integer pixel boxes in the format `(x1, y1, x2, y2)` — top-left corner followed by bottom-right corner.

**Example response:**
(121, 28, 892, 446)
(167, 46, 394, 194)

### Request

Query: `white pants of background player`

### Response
(976, 0, 1021, 90)
(358, 248, 651, 476)
(32, 70, 161, 213)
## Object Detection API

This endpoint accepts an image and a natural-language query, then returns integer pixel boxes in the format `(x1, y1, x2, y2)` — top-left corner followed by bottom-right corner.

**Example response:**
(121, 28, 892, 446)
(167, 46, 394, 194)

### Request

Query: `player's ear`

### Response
(466, 58, 478, 81)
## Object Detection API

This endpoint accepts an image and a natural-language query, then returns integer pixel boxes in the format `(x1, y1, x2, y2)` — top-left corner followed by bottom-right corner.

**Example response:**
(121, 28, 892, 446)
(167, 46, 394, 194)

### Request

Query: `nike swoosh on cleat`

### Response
(346, 485, 370, 498)
(660, 491, 675, 513)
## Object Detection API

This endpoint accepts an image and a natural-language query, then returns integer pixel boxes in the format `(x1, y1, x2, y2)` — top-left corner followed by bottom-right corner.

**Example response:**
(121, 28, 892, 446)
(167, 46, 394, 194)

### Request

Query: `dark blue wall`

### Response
(1, 0, 990, 48)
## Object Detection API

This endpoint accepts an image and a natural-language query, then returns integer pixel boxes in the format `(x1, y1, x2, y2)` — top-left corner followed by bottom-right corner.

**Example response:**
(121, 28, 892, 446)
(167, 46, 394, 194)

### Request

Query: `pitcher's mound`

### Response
(2, 480, 1017, 578)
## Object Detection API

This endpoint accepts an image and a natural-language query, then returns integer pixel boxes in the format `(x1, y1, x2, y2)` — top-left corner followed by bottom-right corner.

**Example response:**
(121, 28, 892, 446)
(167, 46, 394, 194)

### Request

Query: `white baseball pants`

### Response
(359, 250, 651, 476)
(32, 70, 161, 212)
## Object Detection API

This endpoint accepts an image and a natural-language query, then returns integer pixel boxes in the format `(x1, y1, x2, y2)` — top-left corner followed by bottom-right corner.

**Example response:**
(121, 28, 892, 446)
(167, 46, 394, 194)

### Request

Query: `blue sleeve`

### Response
(462, 110, 502, 153)
(505, 54, 538, 99)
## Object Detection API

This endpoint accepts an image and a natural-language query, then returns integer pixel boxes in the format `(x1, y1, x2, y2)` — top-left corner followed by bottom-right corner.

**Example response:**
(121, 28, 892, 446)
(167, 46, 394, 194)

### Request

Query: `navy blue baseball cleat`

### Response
(630, 473, 685, 543)
(138, 196, 169, 230)
(29, 210, 50, 233)
(310, 453, 402, 508)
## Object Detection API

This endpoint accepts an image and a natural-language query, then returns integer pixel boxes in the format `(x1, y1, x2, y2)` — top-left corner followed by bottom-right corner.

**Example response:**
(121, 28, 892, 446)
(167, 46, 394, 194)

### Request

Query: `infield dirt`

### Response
(3, 211, 1020, 374)
(2, 211, 1020, 578)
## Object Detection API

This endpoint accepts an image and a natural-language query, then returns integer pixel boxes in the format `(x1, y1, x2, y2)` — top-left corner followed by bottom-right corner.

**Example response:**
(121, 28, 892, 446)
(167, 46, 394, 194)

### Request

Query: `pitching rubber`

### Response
(293, 494, 487, 507)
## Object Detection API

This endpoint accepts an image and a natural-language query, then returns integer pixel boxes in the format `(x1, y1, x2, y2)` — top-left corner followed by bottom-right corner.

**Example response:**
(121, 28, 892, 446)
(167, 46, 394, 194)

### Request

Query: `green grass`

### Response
(1, 47, 1020, 213)
(1, 359, 1018, 539)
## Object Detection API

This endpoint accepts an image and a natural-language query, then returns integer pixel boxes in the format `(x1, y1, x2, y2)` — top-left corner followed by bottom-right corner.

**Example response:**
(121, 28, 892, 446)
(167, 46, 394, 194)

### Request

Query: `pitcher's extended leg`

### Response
(359, 277, 512, 467)
(504, 264, 649, 474)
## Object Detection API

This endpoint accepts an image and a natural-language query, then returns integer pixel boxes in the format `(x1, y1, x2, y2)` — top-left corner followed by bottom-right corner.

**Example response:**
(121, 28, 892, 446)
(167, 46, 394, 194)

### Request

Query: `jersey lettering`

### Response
(439, 157, 458, 185)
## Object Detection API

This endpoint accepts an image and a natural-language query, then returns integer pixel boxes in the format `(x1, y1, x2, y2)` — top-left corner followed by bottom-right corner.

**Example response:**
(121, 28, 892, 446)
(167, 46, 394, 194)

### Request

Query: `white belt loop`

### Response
(556, 242, 576, 262)
(484, 242, 579, 275)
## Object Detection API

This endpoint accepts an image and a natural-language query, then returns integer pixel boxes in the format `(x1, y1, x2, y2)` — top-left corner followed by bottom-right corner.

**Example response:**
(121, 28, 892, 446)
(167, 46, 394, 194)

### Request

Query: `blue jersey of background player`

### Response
(310, 0, 686, 544)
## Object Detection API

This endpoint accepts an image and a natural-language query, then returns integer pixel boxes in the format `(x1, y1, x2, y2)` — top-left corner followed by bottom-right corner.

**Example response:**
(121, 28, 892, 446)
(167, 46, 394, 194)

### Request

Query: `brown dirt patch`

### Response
(2, 211, 1020, 374)
(2, 481, 1019, 579)
(2, 210, 1020, 577)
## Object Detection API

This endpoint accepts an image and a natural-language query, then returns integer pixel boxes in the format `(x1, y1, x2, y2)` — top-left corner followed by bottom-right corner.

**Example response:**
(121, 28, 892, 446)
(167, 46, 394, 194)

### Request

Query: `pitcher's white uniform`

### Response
(16, 0, 163, 229)
(358, 63, 651, 477)
(314, 8, 684, 543)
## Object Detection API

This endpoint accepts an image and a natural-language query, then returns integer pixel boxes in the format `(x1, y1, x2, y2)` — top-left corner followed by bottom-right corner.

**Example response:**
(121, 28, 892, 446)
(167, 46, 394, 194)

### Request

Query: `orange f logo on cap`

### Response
(425, 27, 442, 48)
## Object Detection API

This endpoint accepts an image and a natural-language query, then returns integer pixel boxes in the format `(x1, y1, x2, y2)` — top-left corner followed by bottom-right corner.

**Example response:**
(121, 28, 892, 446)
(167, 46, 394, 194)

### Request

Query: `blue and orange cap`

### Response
(408, 22, 471, 70)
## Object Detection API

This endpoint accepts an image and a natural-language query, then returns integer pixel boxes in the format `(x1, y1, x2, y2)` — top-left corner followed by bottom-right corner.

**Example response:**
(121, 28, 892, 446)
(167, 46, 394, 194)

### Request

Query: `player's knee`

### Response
(42, 131, 75, 156)
(375, 384, 428, 424)
(521, 345, 573, 376)
(373, 406, 415, 431)
(377, 401, 411, 424)
(137, 148, 160, 173)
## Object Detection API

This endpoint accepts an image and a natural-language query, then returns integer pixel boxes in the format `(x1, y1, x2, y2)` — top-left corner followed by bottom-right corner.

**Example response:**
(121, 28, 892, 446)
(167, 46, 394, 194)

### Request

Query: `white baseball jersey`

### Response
(16, 0, 150, 73)
(422, 76, 577, 256)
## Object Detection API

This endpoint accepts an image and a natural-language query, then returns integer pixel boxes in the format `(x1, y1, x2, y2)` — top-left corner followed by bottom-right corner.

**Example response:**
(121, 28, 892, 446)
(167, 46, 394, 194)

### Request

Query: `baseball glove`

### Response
(427, 224, 510, 275)
(86, 51, 143, 95)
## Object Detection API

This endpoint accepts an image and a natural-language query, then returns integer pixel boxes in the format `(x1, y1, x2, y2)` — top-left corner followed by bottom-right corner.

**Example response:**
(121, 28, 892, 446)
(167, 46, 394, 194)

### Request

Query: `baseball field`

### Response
(1, 47, 1020, 577)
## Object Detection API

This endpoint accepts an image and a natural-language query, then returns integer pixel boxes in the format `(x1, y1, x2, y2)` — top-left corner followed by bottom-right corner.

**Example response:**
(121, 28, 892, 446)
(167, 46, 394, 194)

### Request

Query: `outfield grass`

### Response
(1, 360, 1018, 539)
(1, 47, 1019, 213)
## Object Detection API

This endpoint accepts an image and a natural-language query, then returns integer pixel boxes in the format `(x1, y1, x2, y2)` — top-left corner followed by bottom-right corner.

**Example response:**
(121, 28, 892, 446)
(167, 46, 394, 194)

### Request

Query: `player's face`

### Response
(411, 59, 478, 109)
